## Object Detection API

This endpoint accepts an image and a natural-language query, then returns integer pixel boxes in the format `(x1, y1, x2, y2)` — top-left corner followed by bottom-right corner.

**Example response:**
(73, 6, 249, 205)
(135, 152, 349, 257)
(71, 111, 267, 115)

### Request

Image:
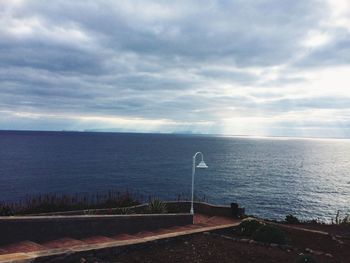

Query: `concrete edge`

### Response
(0, 223, 240, 263)
(0, 213, 190, 220)
(265, 221, 330, 236)
(14, 201, 242, 217)
(20, 203, 149, 217)
(165, 201, 231, 209)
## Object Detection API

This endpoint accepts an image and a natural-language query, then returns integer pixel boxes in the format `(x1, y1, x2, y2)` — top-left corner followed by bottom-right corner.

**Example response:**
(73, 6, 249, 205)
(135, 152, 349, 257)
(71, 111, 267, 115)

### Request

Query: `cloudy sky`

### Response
(1, 0, 350, 138)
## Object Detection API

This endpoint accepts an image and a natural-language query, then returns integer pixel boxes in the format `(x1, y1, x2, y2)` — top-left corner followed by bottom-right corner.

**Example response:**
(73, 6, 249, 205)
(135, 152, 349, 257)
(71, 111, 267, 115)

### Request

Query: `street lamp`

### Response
(190, 152, 208, 215)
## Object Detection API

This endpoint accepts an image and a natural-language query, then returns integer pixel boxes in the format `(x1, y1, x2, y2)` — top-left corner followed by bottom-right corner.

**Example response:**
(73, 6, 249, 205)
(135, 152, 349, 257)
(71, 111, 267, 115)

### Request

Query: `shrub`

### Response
(117, 207, 132, 215)
(0, 190, 141, 215)
(252, 224, 287, 244)
(333, 210, 350, 225)
(335, 210, 341, 224)
(0, 204, 14, 216)
(295, 253, 316, 263)
(238, 217, 264, 236)
(285, 214, 300, 224)
(148, 199, 167, 214)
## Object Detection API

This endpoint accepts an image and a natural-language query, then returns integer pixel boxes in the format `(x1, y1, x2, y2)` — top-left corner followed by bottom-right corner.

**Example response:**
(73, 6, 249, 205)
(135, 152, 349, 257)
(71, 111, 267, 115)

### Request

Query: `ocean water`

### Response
(0, 131, 349, 221)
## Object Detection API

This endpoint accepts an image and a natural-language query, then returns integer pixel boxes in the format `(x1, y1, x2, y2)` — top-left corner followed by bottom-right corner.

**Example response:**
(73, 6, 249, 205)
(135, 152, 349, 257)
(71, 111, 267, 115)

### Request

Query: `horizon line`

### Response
(1, 129, 349, 141)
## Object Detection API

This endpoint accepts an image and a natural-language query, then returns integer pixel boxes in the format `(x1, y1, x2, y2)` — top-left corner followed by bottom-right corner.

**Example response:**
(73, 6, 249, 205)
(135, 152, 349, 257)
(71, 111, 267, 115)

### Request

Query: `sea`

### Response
(0, 130, 349, 221)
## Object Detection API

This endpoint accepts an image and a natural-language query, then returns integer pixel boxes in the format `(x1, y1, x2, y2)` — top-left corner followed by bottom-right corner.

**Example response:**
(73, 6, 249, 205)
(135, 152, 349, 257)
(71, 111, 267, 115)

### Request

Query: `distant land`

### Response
(0, 129, 349, 140)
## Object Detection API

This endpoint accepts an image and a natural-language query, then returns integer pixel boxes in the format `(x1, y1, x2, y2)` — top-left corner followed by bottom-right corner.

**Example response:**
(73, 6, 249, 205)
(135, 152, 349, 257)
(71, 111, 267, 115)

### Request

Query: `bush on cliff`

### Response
(285, 214, 300, 224)
(252, 224, 287, 244)
(295, 253, 316, 263)
(238, 217, 264, 236)
(0, 204, 14, 216)
(148, 199, 167, 214)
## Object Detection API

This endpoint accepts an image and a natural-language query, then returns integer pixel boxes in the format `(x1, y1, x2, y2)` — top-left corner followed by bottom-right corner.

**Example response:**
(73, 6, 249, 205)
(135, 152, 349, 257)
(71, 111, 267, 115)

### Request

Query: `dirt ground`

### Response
(288, 223, 350, 238)
(280, 226, 349, 262)
(116, 235, 294, 263)
(81, 223, 349, 263)
(111, 233, 335, 263)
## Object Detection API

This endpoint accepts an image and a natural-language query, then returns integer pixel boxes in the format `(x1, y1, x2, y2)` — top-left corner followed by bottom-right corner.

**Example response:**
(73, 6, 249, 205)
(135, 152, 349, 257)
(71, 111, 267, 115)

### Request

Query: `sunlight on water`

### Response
(0, 131, 349, 221)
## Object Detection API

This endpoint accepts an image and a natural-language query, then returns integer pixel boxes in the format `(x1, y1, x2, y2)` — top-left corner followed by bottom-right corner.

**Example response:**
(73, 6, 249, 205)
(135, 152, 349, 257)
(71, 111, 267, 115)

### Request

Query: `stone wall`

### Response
(166, 201, 245, 217)
(27, 201, 245, 218)
(0, 201, 245, 245)
(0, 213, 192, 246)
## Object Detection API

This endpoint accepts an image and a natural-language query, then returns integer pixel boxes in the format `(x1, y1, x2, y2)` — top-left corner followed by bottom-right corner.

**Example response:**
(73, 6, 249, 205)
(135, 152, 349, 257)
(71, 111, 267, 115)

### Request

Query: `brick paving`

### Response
(0, 214, 240, 263)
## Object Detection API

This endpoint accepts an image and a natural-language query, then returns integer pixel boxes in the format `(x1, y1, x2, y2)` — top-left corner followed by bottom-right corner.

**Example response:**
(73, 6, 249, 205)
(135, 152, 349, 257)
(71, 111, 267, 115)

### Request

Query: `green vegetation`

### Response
(0, 190, 140, 215)
(252, 224, 287, 244)
(238, 218, 288, 245)
(238, 217, 264, 236)
(285, 214, 300, 224)
(148, 199, 167, 214)
(295, 253, 316, 263)
(117, 207, 132, 215)
(0, 204, 13, 216)
(284, 211, 350, 225)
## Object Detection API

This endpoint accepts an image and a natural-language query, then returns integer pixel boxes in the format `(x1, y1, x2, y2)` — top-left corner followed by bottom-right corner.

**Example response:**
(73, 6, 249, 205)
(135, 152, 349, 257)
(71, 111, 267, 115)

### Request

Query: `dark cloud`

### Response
(0, 0, 349, 137)
(5, 0, 328, 66)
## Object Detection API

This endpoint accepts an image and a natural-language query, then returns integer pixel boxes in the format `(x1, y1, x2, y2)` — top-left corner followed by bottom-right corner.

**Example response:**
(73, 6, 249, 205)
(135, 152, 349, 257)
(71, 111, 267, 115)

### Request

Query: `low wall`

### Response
(28, 201, 245, 218)
(166, 201, 243, 217)
(28, 204, 149, 216)
(0, 213, 192, 246)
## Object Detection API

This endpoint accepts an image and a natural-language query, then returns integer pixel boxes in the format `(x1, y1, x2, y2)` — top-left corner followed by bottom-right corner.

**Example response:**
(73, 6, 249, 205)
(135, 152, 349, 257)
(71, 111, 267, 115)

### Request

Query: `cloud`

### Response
(0, 0, 350, 137)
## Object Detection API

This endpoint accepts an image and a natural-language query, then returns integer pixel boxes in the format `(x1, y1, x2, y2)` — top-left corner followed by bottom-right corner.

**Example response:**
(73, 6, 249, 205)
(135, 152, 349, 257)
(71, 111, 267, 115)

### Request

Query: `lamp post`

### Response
(190, 152, 208, 216)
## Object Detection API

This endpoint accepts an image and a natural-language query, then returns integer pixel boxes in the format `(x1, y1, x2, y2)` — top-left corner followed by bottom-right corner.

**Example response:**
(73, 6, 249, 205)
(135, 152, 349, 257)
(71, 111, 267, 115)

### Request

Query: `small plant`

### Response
(0, 204, 14, 216)
(238, 217, 264, 236)
(285, 214, 300, 224)
(295, 253, 316, 263)
(148, 199, 167, 214)
(335, 210, 341, 224)
(252, 224, 287, 244)
(333, 210, 350, 225)
(0, 190, 141, 215)
(117, 207, 132, 215)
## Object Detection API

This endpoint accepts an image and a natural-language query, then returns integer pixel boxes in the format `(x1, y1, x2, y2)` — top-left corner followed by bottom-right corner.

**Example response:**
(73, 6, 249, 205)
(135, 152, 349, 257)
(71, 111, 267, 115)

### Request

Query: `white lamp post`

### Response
(190, 152, 208, 215)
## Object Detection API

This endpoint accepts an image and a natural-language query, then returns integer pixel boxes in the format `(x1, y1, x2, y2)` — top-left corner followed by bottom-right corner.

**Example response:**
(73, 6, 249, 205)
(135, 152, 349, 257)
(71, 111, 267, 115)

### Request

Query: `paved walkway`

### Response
(0, 214, 240, 263)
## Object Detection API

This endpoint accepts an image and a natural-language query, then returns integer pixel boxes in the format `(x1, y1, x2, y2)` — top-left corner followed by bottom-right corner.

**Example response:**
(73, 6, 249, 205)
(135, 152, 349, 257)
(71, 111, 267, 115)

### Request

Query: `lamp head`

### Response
(196, 160, 208, 169)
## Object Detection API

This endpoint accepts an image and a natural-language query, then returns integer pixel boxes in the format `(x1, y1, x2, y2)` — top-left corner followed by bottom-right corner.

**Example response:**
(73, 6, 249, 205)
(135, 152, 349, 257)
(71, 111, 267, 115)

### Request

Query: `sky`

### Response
(0, 0, 350, 138)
